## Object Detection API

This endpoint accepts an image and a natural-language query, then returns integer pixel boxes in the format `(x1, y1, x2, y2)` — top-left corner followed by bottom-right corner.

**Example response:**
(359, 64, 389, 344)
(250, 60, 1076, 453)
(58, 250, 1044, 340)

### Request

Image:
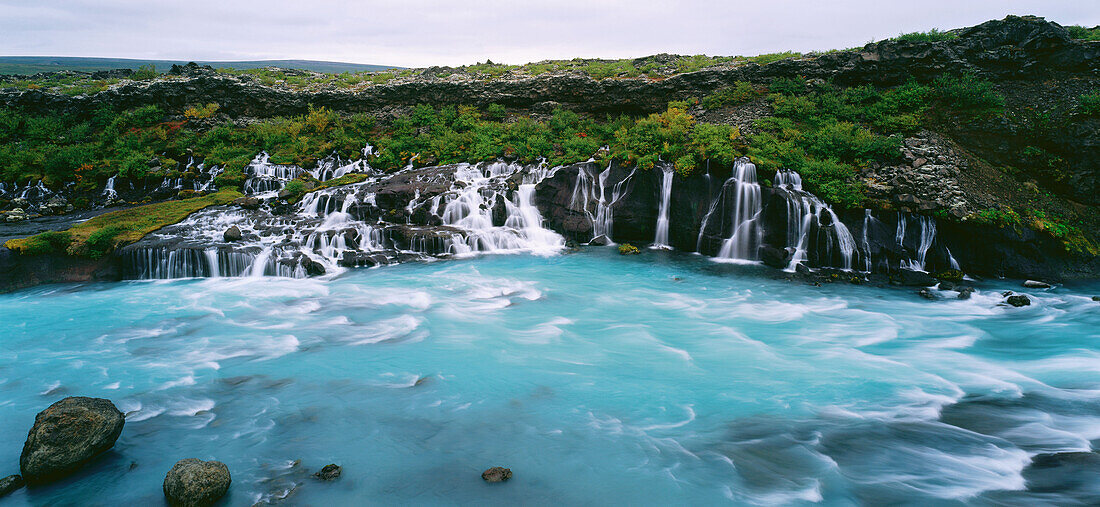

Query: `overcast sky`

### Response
(1, 1, 1096, 67)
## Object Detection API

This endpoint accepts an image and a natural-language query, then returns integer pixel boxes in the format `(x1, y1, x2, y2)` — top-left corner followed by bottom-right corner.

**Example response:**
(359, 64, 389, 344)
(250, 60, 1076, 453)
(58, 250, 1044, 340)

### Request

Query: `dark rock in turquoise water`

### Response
(588, 235, 611, 246)
(1022, 280, 1051, 289)
(163, 458, 231, 507)
(0, 475, 25, 498)
(20, 397, 124, 485)
(917, 288, 936, 300)
(1091, 296, 1099, 302)
(481, 466, 512, 483)
(895, 269, 936, 287)
(1023, 452, 1100, 497)
(303, 258, 326, 276)
(1006, 294, 1031, 307)
(760, 245, 792, 269)
(957, 287, 974, 300)
(937, 280, 957, 291)
(223, 225, 242, 242)
(313, 464, 341, 481)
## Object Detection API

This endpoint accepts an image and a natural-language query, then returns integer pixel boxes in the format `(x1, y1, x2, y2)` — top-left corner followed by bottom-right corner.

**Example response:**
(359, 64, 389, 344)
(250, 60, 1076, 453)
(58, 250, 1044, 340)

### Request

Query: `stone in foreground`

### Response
(481, 466, 512, 483)
(1023, 280, 1051, 289)
(20, 397, 125, 485)
(313, 463, 341, 481)
(164, 458, 231, 507)
(0, 475, 26, 498)
(1006, 294, 1031, 307)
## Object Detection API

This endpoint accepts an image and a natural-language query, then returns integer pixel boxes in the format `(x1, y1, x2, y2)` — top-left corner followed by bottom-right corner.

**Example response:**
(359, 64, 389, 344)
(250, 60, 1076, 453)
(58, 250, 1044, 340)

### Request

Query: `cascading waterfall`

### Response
(715, 158, 763, 261)
(896, 212, 961, 272)
(773, 170, 856, 271)
(652, 165, 673, 249)
(569, 162, 636, 242)
(102, 175, 118, 200)
(861, 209, 876, 272)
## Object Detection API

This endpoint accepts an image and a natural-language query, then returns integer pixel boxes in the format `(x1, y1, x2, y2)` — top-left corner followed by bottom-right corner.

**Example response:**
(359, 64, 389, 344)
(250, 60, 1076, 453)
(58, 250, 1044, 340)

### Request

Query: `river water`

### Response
(1, 248, 1098, 505)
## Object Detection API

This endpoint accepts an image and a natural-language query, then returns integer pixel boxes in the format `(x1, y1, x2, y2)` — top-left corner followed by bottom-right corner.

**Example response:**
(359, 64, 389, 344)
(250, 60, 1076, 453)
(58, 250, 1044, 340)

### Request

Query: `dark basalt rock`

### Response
(222, 225, 242, 242)
(481, 466, 512, 483)
(760, 245, 792, 269)
(163, 459, 231, 507)
(1023, 452, 1100, 494)
(588, 235, 611, 246)
(302, 258, 326, 277)
(1006, 294, 1032, 307)
(0, 475, 25, 498)
(1022, 280, 1051, 289)
(232, 196, 261, 210)
(313, 464, 341, 481)
(957, 287, 975, 300)
(894, 268, 936, 287)
(917, 288, 937, 300)
(20, 397, 125, 485)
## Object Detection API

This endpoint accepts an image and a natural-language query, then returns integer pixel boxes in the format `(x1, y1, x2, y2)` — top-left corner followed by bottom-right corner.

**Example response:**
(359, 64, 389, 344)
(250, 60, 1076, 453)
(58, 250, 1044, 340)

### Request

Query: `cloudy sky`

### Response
(1, 1, 1096, 67)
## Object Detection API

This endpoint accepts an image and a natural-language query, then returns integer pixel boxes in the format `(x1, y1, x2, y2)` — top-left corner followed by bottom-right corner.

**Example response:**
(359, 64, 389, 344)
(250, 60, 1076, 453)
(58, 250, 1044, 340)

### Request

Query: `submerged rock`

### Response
(957, 287, 975, 300)
(588, 235, 611, 246)
(895, 268, 936, 287)
(917, 288, 936, 300)
(302, 258, 326, 276)
(20, 397, 125, 485)
(223, 225, 242, 242)
(481, 466, 512, 483)
(1006, 294, 1031, 307)
(0, 475, 25, 498)
(313, 464, 341, 481)
(163, 458, 231, 507)
(760, 245, 792, 269)
(1023, 280, 1051, 289)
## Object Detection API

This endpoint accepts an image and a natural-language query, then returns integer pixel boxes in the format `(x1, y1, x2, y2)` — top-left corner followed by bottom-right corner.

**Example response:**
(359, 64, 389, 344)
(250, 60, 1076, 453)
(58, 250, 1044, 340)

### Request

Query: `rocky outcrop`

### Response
(163, 458, 231, 507)
(0, 247, 121, 293)
(3, 17, 1095, 120)
(0, 475, 25, 498)
(481, 466, 512, 483)
(313, 464, 341, 481)
(20, 397, 125, 485)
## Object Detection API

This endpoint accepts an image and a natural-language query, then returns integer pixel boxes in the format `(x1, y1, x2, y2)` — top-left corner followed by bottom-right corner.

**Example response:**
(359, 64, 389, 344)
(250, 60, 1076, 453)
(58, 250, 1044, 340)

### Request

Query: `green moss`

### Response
(5, 189, 242, 258)
(890, 29, 957, 43)
(618, 244, 640, 255)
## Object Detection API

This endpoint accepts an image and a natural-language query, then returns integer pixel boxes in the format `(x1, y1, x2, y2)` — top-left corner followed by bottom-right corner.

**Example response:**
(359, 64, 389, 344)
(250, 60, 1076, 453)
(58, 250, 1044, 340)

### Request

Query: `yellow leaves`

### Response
(184, 103, 220, 119)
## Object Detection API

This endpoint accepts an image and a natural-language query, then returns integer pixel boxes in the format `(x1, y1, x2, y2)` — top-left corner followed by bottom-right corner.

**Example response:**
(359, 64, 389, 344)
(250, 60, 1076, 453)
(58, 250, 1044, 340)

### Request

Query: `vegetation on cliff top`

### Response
(5, 188, 241, 258)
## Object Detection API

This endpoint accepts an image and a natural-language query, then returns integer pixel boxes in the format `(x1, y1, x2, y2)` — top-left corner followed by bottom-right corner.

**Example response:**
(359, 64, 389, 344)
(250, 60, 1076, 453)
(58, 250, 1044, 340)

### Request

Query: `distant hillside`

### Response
(0, 56, 401, 75)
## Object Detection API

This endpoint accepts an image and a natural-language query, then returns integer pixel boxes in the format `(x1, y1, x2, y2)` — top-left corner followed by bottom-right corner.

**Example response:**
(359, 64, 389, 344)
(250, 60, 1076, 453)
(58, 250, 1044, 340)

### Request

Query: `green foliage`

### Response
(283, 180, 307, 195)
(929, 72, 1004, 118)
(618, 243, 640, 255)
(131, 64, 158, 80)
(484, 103, 507, 121)
(13, 230, 72, 255)
(966, 207, 1021, 228)
(83, 225, 123, 259)
(891, 29, 957, 43)
(1065, 25, 1100, 41)
(701, 81, 760, 109)
(1078, 92, 1100, 116)
(746, 51, 801, 65)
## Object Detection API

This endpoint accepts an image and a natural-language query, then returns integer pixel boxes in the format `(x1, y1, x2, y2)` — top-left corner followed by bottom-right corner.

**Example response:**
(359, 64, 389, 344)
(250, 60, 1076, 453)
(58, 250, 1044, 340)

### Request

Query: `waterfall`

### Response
(569, 162, 636, 242)
(861, 209, 875, 272)
(773, 170, 856, 271)
(102, 175, 118, 200)
(652, 166, 674, 249)
(715, 158, 762, 261)
(899, 214, 937, 271)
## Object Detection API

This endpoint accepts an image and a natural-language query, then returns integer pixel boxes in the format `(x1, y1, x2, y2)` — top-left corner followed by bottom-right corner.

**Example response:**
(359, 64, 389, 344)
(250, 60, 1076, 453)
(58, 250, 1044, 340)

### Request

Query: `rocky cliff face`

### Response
(3, 16, 1096, 118)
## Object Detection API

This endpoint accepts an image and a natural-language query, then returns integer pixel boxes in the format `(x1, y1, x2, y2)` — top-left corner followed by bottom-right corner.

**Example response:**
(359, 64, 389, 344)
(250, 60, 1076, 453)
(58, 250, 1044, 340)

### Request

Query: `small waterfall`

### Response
(652, 165, 673, 249)
(773, 170, 856, 271)
(715, 158, 762, 261)
(860, 209, 876, 272)
(569, 162, 636, 242)
(102, 175, 118, 200)
(899, 214, 938, 271)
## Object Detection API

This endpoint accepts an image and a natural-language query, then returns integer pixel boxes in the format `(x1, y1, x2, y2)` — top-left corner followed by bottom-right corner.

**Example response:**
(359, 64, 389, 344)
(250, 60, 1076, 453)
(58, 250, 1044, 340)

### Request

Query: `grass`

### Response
(1065, 25, 1100, 41)
(5, 188, 242, 258)
(891, 29, 957, 43)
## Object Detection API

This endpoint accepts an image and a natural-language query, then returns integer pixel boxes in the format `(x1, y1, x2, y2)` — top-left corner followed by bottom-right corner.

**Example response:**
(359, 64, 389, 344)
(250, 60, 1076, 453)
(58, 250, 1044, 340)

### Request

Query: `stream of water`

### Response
(1, 249, 1098, 505)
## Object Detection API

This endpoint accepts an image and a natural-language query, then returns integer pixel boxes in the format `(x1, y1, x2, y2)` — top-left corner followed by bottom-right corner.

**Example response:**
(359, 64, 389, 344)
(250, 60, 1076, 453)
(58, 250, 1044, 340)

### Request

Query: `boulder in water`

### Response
(1006, 294, 1031, 307)
(481, 466, 512, 483)
(937, 280, 957, 291)
(760, 245, 792, 269)
(232, 197, 261, 210)
(20, 397, 125, 485)
(1092, 296, 1100, 303)
(1023, 280, 1051, 289)
(302, 258, 326, 276)
(917, 288, 937, 300)
(163, 458, 231, 507)
(0, 475, 25, 498)
(223, 226, 242, 242)
(588, 235, 611, 246)
(895, 268, 936, 286)
(957, 287, 975, 300)
(313, 464, 341, 481)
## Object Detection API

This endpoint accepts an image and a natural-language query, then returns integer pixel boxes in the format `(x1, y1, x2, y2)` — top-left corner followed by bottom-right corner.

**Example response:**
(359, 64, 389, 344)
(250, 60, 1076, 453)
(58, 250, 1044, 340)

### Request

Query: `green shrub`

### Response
(14, 230, 72, 255)
(930, 72, 1004, 118)
(618, 244, 640, 255)
(283, 180, 307, 195)
(891, 29, 957, 43)
(131, 64, 158, 81)
(1065, 25, 1100, 41)
(83, 225, 123, 258)
(701, 81, 760, 109)
(484, 103, 507, 121)
(1078, 92, 1100, 116)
